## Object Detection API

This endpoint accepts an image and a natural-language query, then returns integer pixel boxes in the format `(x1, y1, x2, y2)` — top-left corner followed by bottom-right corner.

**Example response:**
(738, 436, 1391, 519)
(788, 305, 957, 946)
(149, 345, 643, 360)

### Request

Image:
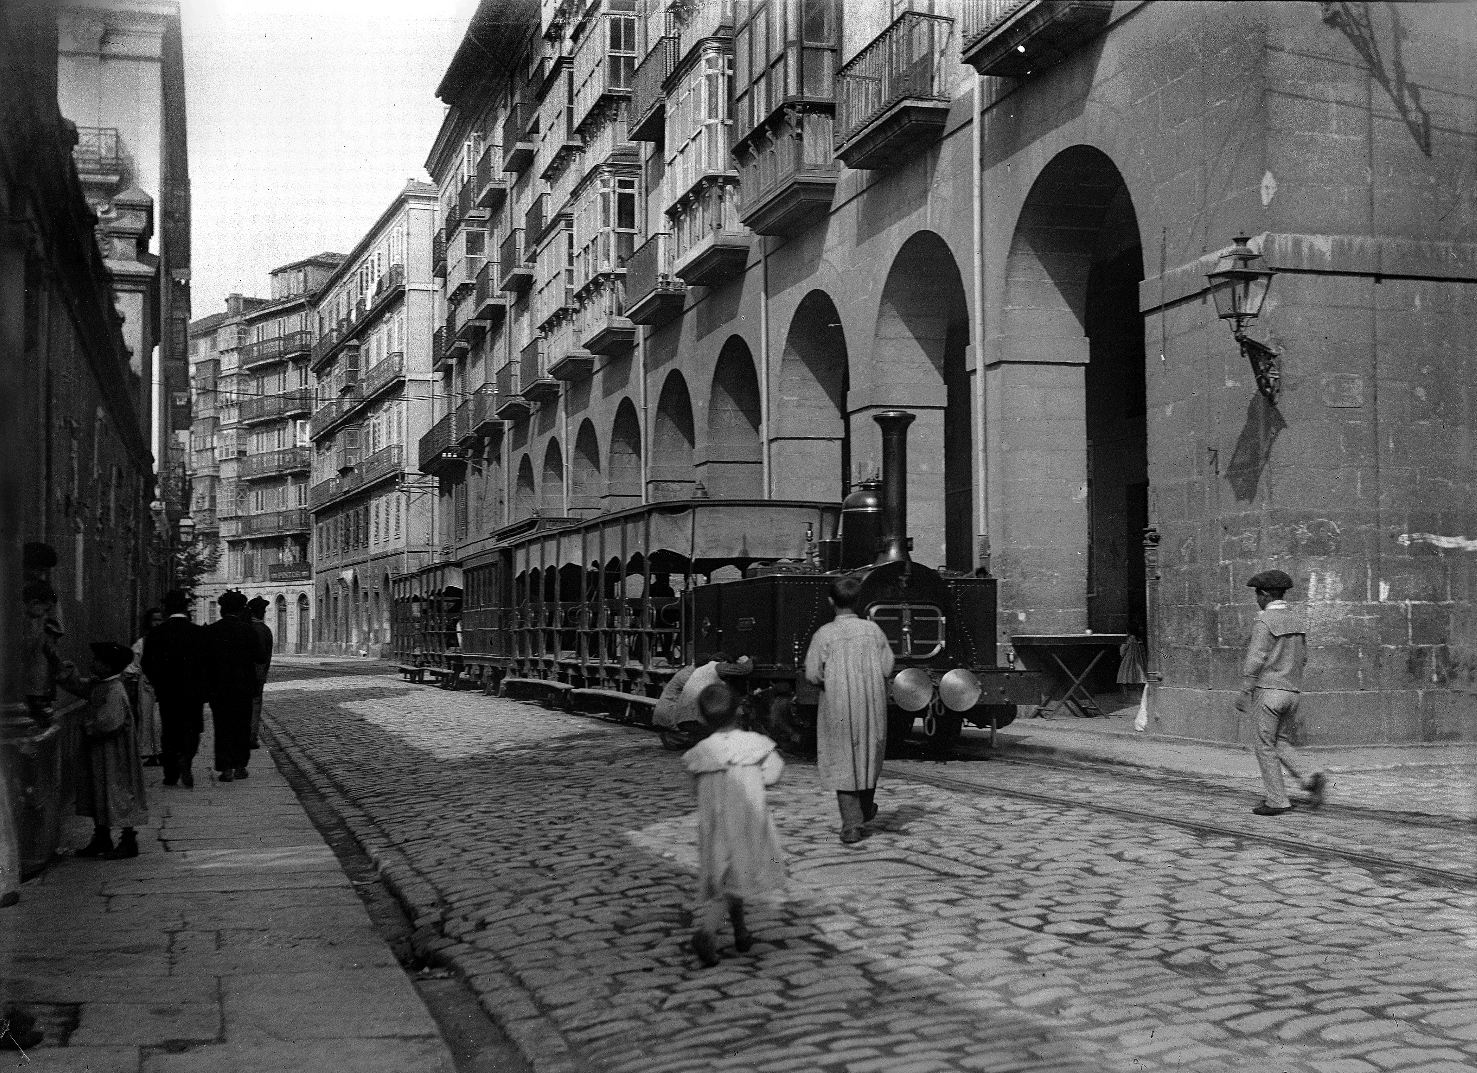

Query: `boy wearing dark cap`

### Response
(59, 641, 150, 858)
(1238, 570, 1327, 816)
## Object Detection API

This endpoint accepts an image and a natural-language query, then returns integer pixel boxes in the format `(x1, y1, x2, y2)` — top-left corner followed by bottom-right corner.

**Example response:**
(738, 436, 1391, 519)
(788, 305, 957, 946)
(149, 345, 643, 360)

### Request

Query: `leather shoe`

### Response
(1252, 802, 1294, 816)
(162, 776, 178, 787)
(840, 827, 864, 844)
(1304, 773, 1327, 808)
(218, 770, 234, 782)
(234, 767, 249, 779)
(181, 769, 194, 788)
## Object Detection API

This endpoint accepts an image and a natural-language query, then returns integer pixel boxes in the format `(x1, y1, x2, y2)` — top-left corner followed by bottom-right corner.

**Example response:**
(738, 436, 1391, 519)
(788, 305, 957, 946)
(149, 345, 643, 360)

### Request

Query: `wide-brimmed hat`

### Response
(1246, 569, 1294, 592)
(89, 641, 134, 674)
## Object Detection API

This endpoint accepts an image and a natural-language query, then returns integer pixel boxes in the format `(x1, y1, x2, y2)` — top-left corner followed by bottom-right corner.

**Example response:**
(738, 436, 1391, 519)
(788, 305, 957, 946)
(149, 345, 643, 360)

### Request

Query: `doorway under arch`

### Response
(572, 420, 601, 514)
(777, 290, 849, 501)
(703, 337, 763, 497)
(870, 230, 973, 570)
(996, 144, 1147, 636)
(297, 593, 310, 653)
(540, 439, 564, 515)
(607, 398, 642, 510)
(274, 594, 287, 653)
(651, 371, 696, 500)
(513, 454, 536, 521)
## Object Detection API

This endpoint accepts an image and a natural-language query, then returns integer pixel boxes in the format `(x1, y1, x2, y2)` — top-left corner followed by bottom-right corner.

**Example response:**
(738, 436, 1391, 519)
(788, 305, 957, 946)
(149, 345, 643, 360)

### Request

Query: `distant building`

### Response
(55, 0, 191, 553)
(307, 183, 439, 655)
(188, 255, 341, 646)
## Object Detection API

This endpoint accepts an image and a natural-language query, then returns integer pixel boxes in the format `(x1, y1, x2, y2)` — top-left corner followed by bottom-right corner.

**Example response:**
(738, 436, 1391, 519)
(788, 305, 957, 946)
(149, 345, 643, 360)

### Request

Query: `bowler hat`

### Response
(219, 589, 248, 613)
(246, 596, 270, 614)
(89, 641, 134, 675)
(1246, 569, 1294, 593)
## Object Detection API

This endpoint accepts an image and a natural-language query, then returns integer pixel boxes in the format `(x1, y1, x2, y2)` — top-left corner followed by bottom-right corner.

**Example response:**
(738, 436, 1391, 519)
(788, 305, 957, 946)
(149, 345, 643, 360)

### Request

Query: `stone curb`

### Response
(262, 713, 583, 1073)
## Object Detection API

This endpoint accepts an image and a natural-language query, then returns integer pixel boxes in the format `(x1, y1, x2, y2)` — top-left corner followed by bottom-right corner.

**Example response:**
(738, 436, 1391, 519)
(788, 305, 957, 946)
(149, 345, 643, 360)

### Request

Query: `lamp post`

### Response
(1206, 234, 1281, 403)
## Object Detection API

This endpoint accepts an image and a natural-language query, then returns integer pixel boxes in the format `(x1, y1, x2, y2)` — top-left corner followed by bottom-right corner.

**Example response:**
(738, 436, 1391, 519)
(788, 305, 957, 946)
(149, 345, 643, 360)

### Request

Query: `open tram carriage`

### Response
(391, 411, 1046, 752)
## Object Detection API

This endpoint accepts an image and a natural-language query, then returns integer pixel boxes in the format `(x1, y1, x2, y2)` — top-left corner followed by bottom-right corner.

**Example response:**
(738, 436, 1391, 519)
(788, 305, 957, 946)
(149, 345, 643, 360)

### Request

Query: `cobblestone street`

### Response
(263, 664, 1477, 1073)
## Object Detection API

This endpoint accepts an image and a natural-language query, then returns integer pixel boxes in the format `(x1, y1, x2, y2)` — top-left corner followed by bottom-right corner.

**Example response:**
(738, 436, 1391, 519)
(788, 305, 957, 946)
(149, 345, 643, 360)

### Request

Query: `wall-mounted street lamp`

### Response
(1206, 235, 1280, 403)
(177, 515, 196, 546)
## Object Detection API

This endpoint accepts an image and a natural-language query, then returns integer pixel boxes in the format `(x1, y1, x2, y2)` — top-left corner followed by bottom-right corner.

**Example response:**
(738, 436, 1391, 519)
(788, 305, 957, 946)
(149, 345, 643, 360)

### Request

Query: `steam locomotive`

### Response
(391, 410, 1044, 753)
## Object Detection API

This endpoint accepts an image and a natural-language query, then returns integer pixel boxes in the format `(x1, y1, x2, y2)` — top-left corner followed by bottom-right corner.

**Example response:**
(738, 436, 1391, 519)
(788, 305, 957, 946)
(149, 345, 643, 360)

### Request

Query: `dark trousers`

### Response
(158, 698, 204, 780)
(210, 697, 253, 772)
(836, 789, 877, 831)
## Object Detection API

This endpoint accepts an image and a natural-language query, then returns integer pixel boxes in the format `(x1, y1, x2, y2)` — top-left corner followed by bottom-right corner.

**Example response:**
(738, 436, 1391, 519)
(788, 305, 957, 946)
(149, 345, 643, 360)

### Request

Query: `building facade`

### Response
(188, 255, 340, 648)
(55, 0, 192, 548)
(422, 0, 1476, 746)
(308, 183, 440, 655)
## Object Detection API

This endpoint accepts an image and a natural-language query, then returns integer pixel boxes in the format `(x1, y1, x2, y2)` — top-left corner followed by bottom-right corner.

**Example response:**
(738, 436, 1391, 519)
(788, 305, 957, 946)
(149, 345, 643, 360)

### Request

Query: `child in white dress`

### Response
(681, 683, 785, 967)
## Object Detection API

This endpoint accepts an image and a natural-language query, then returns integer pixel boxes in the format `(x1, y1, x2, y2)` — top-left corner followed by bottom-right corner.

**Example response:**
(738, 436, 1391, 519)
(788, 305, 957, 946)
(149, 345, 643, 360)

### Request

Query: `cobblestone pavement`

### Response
(262, 666, 1477, 1073)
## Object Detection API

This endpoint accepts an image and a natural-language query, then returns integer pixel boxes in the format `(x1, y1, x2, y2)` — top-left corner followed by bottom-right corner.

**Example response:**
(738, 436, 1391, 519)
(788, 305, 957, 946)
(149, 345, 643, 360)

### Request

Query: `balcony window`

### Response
(574, 169, 638, 292)
(631, 33, 678, 142)
(538, 63, 581, 181)
(674, 0, 736, 64)
(573, 0, 639, 131)
(665, 46, 734, 211)
(732, 0, 839, 140)
(534, 224, 577, 330)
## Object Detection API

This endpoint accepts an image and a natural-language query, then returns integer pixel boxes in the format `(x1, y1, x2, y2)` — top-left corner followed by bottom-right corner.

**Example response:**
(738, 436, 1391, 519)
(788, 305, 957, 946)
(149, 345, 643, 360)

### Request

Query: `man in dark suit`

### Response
(203, 590, 267, 782)
(245, 596, 274, 751)
(142, 588, 207, 788)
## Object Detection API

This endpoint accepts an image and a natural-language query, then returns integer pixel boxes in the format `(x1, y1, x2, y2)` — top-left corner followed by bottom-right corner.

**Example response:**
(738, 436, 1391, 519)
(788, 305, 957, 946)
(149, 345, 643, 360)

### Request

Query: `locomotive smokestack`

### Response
(873, 410, 915, 566)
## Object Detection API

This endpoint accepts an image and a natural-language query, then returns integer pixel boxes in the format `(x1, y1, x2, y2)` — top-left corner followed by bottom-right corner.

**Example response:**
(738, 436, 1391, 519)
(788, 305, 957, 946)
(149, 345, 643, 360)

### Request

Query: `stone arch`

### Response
(776, 290, 849, 501)
(296, 592, 310, 653)
(273, 594, 287, 653)
(651, 371, 696, 501)
(607, 398, 642, 509)
(540, 438, 564, 515)
(994, 144, 1147, 636)
(514, 454, 536, 520)
(701, 336, 763, 497)
(869, 230, 972, 570)
(571, 420, 601, 514)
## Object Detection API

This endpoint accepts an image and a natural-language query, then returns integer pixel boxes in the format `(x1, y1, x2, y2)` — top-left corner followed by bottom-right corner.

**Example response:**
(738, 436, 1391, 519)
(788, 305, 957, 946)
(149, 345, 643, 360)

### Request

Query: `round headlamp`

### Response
(938, 668, 982, 712)
(890, 667, 934, 712)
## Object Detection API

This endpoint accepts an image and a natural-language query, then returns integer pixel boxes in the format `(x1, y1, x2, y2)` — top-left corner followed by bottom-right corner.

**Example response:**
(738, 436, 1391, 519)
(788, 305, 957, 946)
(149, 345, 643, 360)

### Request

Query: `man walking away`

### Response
(142, 589, 207, 788)
(204, 590, 265, 782)
(804, 575, 895, 844)
(1237, 569, 1328, 816)
(245, 596, 274, 751)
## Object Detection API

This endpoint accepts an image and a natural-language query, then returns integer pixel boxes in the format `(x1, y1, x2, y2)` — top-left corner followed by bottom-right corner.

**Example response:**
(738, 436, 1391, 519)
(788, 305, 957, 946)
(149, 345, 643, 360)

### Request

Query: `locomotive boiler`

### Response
(683, 411, 1044, 753)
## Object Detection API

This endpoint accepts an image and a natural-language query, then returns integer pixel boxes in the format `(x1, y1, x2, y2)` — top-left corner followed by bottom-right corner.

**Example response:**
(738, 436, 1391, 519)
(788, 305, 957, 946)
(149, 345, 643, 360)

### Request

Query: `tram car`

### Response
(390, 410, 1046, 752)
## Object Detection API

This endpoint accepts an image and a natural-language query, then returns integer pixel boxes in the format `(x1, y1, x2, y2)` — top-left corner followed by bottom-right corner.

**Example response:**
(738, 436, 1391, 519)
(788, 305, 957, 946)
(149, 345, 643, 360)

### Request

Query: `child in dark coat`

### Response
(681, 683, 785, 967)
(60, 642, 150, 859)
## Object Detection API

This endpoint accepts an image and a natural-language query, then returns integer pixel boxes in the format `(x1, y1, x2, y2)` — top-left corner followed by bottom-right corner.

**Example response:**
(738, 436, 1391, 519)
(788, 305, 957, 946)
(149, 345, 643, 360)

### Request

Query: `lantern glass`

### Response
(1206, 236, 1274, 323)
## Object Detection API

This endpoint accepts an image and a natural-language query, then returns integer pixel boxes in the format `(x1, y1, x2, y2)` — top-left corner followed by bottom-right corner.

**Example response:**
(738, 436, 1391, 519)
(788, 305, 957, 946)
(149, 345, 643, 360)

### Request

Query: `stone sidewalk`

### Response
(978, 711, 1477, 820)
(0, 725, 459, 1072)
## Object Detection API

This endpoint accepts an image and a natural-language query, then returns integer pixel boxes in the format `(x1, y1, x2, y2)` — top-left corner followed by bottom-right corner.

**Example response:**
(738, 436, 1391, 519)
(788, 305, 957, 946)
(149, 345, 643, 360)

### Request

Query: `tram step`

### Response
(569, 688, 658, 725)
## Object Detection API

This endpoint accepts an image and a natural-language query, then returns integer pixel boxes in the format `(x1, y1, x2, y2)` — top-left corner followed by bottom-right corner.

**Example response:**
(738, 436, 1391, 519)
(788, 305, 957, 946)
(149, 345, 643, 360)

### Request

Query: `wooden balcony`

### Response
(576, 275, 634, 356)
(520, 337, 559, 403)
(499, 229, 534, 293)
(673, 230, 749, 287)
(502, 100, 537, 175)
(630, 34, 676, 143)
(624, 232, 686, 326)
(835, 13, 954, 172)
(494, 361, 532, 421)
(959, 0, 1113, 78)
(734, 110, 838, 236)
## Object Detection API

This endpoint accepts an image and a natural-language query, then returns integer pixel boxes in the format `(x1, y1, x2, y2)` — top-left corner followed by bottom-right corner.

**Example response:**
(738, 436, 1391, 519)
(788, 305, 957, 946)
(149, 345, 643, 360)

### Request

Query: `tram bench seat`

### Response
(501, 677, 574, 709)
(398, 664, 427, 683)
(569, 688, 658, 725)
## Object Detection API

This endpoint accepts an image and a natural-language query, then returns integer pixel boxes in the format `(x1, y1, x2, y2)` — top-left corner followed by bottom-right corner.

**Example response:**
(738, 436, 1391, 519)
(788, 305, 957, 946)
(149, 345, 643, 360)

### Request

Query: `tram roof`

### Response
(456, 499, 841, 573)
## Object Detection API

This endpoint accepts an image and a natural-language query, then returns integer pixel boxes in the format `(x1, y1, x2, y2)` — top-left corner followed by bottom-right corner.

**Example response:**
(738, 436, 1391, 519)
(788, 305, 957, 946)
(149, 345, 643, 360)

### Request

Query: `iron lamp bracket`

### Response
(1234, 328, 1281, 403)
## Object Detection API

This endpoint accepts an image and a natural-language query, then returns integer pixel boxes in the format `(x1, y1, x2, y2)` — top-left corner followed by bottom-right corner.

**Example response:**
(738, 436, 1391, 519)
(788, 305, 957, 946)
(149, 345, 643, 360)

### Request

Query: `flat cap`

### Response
(246, 596, 270, 613)
(1246, 569, 1294, 592)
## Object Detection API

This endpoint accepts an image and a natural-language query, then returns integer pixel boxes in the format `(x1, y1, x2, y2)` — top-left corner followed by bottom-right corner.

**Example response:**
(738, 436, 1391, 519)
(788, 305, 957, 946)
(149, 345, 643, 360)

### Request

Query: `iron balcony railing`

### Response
(520, 337, 551, 392)
(960, 0, 1026, 43)
(240, 387, 313, 424)
(455, 396, 476, 446)
(496, 360, 518, 400)
(236, 508, 310, 537)
(73, 126, 123, 174)
(476, 144, 508, 208)
(433, 231, 447, 275)
(361, 351, 405, 399)
(241, 331, 312, 369)
(835, 12, 955, 150)
(631, 34, 678, 141)
(432, 326, 449, 367)
(361, 443, 404, 484)
(499, 229, 532, 290)
(445, 195, 463, 240)
(475, 260, 504, 316)
(309, 397, 345, 439)
(373, 263, 406, 302)
(502, 101, 536, 173)
(417, 411, 459, 470)
(524, 194, 547, 248)
(469, 383, 499, 436)
(238, 446, 311, 479)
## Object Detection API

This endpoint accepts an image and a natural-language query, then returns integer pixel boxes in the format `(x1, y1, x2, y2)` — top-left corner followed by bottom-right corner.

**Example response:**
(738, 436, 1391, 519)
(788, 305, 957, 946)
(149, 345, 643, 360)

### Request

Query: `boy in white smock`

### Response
(681, 683, 785, 967)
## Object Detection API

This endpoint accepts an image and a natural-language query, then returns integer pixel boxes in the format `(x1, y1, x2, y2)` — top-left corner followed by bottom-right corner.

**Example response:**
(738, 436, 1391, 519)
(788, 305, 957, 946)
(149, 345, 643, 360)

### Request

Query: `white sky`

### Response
(182, 0, 478, 317)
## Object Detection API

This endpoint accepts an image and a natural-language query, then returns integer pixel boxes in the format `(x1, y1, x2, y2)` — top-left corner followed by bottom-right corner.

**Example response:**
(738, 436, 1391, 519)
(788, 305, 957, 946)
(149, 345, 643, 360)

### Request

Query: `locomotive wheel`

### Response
(916, 710, 965, 755)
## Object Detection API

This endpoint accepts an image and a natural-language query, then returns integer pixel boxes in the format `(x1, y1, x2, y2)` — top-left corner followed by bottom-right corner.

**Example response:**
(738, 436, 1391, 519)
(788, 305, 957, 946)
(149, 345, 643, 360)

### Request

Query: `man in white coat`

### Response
(804, 575, 895, 843)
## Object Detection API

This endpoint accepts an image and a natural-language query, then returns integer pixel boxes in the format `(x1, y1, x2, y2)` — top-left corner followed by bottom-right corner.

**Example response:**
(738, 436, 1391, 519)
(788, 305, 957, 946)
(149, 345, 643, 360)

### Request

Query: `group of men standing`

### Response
(142, 588, 273, 786)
